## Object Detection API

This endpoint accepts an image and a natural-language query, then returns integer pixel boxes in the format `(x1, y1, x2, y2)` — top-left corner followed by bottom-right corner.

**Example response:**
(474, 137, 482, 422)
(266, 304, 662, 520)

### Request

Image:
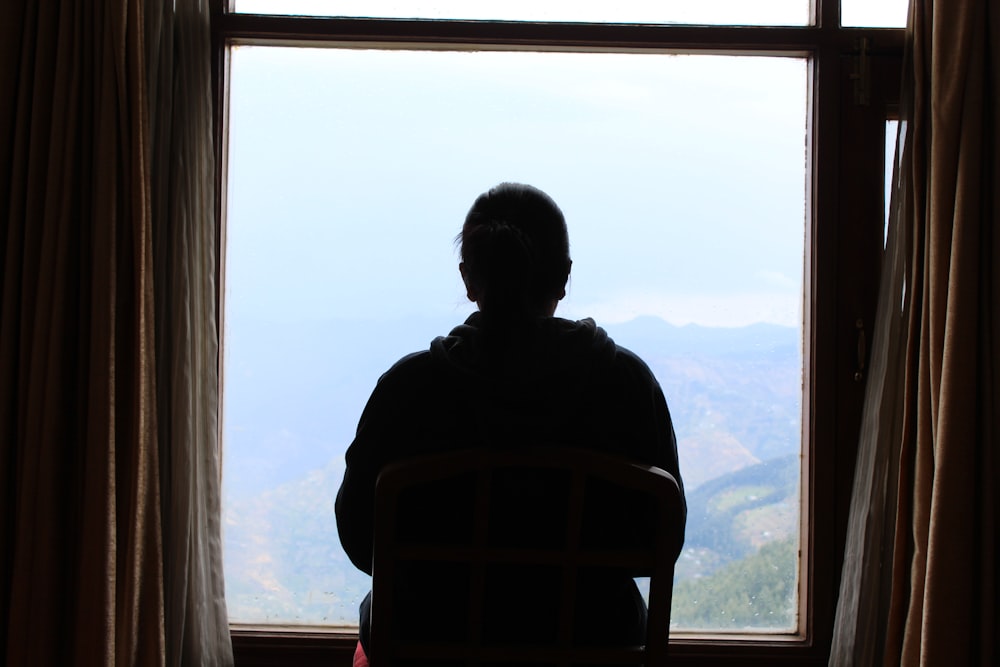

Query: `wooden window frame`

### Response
(210, 2, 903, 663)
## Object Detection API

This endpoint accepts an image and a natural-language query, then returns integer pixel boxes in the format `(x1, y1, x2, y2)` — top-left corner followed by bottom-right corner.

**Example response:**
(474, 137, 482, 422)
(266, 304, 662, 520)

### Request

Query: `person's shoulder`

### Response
(611, 342, 655, 374)
(373, 350, 435, 390)
(603, 342, 663, 391)
(612, 342, 644, 365)
(361, 351, 446, 414)
(382, 349, 434, 376)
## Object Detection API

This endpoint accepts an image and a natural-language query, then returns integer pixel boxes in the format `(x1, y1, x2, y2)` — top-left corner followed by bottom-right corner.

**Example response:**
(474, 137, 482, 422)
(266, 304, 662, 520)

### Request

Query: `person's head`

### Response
(458, 183, 572, 322)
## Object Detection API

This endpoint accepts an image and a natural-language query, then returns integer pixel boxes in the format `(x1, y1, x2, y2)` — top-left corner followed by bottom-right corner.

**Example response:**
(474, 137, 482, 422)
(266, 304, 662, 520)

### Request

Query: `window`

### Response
(842, 0, 909, 28)
(224, 45, 807, 631)
(214, 2, 902, 663)
(886, 119, 900, 241)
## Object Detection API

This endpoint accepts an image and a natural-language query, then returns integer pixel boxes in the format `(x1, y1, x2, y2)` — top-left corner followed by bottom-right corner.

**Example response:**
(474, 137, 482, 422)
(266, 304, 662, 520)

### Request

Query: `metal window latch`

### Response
(850, 37, 871, 106)
(854, 318, 867, 382)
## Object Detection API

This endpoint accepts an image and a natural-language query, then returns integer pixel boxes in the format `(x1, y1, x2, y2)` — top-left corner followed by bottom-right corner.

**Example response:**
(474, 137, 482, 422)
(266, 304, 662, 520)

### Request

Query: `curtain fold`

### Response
(832, 1, 999, 665)
(1, 1, 165, 664)
(0, 0, 231, 664)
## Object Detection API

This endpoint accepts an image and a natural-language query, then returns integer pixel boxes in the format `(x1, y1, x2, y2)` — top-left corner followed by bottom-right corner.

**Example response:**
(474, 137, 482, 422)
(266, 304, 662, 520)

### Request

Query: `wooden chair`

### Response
(369, 446, 684, 666)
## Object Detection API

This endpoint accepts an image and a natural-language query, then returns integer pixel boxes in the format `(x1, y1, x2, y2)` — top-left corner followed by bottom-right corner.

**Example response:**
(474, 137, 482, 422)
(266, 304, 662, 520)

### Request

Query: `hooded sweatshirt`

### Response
(336, 312, 685, 651)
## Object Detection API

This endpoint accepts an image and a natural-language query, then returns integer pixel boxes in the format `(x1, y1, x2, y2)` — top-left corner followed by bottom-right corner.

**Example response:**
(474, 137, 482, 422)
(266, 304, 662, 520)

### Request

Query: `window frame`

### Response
(210, 2, 903, 663)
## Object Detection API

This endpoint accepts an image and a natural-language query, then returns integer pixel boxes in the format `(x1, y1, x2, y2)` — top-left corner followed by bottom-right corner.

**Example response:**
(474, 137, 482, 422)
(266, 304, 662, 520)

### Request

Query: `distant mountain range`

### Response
(222, 314, 803, 626)
(603, 316, 801, 489)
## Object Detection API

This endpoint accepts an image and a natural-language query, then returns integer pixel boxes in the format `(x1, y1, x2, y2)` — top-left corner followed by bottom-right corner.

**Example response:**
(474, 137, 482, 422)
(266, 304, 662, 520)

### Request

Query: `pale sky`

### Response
(226, 48, 808, 328)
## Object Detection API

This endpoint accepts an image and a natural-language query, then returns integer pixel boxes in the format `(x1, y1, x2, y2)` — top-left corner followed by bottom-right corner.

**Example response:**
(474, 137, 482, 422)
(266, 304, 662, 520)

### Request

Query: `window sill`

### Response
(230, 626, 828, 666)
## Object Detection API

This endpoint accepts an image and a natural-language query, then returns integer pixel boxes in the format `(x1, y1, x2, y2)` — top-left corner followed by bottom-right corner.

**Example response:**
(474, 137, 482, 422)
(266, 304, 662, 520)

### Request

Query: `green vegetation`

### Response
(671, 538, 797, 630)
(709, 485, 775, 513)
(683, 455, 799, 561)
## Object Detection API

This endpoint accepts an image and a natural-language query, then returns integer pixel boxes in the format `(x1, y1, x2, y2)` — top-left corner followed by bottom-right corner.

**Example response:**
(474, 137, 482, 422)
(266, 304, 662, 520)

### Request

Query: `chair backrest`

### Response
(369, 446, 684, 667)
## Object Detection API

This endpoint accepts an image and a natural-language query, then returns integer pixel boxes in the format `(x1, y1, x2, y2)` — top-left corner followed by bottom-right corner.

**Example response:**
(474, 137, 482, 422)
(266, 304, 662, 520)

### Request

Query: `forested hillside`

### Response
(223, 316, 802, 630)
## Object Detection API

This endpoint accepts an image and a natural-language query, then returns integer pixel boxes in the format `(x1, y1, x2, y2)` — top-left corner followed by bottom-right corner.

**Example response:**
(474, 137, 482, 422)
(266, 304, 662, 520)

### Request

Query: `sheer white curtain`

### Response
(148, 0, 233, 664)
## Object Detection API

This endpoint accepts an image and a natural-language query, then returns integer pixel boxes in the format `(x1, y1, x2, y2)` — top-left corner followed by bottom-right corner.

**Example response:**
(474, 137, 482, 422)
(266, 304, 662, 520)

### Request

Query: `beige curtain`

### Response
(0, 0, 231, 664)
(831, 0, 999, 665)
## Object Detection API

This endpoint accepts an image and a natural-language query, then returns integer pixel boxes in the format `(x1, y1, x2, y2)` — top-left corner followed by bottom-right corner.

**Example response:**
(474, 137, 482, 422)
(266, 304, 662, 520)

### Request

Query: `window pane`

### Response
(885, 119, 899, 242)
(233, 0, 811, 27)
(842, 0, 908, 28)
(882, 120, 899, 246)
(223, 46, 807, 632)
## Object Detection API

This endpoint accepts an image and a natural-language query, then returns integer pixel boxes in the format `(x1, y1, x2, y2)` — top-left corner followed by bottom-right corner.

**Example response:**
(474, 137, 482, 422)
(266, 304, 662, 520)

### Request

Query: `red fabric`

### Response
(353, 640, 369, 667)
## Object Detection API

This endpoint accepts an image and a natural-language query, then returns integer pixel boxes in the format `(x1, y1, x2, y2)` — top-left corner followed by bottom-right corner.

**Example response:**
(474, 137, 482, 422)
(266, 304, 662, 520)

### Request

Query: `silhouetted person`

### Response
(336, 182, 685, 665)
